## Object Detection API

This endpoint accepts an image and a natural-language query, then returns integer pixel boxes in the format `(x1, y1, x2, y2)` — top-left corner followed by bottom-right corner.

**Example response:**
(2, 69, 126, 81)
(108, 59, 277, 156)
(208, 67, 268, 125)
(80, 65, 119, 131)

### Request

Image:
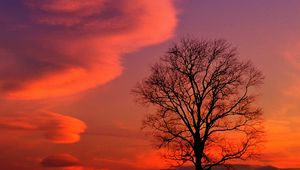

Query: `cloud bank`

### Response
(0, 0, 177, 99)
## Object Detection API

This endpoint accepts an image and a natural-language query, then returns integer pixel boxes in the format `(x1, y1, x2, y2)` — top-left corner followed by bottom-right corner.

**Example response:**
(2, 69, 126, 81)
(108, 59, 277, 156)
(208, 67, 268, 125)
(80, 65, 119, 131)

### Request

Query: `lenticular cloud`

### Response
(0, 0, 177, 99)
(0, 111, 86, 143)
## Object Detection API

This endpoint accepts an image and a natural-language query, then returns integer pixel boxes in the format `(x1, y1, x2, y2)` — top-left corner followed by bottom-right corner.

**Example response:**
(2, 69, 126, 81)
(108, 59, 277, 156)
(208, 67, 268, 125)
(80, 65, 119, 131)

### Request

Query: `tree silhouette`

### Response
(133, 37, 264, 170)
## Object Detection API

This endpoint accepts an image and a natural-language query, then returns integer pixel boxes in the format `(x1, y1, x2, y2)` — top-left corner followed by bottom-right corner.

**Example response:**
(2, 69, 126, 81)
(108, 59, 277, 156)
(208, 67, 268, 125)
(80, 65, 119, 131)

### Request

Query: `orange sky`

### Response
(1, 0, 300, 169)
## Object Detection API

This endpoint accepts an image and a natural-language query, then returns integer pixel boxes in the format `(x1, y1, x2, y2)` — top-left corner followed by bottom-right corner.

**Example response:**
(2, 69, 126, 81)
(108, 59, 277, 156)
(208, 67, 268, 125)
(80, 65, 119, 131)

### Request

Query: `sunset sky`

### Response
(1, 0, 300, 169)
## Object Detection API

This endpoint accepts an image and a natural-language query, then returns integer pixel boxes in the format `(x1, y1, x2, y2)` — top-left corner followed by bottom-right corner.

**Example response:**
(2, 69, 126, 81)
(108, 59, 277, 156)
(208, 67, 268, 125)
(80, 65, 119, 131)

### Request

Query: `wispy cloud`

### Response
(0, 0, 177, 100)
(0, 1, 178, 169)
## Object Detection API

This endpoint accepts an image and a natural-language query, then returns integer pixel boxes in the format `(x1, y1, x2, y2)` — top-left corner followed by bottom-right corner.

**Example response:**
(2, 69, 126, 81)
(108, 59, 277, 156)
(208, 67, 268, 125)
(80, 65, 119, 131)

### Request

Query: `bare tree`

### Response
(133, 37, 264, 170)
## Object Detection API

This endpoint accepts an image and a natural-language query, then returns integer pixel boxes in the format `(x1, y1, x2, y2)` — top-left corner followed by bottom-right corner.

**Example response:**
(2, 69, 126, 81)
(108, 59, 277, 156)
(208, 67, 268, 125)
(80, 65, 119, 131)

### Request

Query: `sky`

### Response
(1, 0, 300, 169)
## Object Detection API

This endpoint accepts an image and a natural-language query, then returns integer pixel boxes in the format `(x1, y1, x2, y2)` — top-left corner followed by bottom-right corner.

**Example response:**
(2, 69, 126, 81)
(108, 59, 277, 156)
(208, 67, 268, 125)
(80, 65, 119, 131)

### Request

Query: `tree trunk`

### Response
(195, 155, 203, 170)
(194, 131, 203, 170)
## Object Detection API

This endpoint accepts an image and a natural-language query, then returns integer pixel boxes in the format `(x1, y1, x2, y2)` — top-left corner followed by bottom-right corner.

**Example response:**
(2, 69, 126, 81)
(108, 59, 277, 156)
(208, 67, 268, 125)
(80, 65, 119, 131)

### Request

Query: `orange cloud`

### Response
(0, 111, 86, 143)
(0, 0, 177, 100)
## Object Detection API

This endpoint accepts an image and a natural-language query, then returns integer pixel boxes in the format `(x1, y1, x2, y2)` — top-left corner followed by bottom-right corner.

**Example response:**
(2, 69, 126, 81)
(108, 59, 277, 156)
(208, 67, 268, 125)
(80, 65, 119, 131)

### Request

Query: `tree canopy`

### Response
(133, 37, 264, 170)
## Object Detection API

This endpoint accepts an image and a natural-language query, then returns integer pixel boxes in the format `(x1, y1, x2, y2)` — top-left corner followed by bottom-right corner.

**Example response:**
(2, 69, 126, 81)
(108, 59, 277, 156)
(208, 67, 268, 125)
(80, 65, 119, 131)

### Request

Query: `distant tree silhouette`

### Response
(133, 37, 264, 170)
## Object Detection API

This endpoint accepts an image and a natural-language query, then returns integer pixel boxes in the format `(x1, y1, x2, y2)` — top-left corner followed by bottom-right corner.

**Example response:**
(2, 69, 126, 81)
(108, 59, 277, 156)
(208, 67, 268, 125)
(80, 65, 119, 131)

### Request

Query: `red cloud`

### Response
(41, 153, 81, 167)
(0, 111, 86, 143)
(0, 0, 177, 100)
(41, 153, 105, 170)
